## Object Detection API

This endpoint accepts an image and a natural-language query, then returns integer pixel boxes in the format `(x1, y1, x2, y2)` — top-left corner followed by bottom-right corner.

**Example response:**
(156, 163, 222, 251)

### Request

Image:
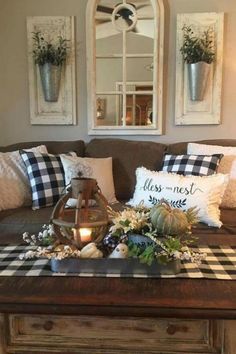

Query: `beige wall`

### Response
(0, 0, 236, 146)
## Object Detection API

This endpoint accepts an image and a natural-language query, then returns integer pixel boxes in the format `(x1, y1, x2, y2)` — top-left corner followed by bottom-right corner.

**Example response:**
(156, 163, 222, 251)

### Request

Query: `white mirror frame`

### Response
(86, 0, 164, 135)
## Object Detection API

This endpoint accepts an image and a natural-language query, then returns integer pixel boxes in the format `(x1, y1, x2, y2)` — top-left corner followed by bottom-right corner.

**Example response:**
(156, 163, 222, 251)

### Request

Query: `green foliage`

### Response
(164, 237, 181, 253)
(40, 234, 55, 247)
(32, 31, 69, 66)
(180, 25, 215, 64)
(128, 235, 187, 266)
(128, 243, 141, 258)
(139, 246, 156, 266)
(128, 242, 156, 266)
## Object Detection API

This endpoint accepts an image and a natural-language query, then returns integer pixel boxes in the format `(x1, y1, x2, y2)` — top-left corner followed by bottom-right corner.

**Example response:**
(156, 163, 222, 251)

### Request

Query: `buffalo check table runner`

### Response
(0, 244, 236, 279)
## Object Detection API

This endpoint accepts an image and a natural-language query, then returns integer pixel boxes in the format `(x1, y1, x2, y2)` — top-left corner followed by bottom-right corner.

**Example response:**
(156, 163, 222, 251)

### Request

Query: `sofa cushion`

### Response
(0, 203, 236, 245)
(20, 151, 66, 210)
(0, 140, 85, 156)
(60, 155, 117, 204)
(188, 143, 236, 209)
(85, 138, 167, 201)
(167, 139, 236, 155)
(161, 154, 222, 176)
(128, 167, 228, 228)
(0, 145, 48, 211)
(0, 206, 54, 243)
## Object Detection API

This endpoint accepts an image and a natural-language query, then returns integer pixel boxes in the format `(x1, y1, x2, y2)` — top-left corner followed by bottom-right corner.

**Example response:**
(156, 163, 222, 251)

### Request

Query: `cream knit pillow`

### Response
(0, 145, 48, 211)
(188, 143, 236, 208)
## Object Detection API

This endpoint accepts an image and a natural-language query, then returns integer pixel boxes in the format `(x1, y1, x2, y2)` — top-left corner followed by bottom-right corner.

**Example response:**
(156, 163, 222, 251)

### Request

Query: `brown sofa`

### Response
(0, 138, 236, 244)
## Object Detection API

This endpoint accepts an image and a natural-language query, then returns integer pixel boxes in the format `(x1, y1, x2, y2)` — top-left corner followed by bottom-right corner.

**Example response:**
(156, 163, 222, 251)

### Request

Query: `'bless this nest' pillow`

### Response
(128, 167, 228, 228)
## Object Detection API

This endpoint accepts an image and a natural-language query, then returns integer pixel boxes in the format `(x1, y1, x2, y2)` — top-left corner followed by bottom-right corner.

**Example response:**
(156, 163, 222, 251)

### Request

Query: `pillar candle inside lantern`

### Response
(79, 228, 92, 243)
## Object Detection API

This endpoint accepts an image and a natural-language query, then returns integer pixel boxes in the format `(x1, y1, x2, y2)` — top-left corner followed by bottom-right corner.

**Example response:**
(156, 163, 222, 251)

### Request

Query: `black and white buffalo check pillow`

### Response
(161, 154, 223, 176)
(20, 151, 65, 209)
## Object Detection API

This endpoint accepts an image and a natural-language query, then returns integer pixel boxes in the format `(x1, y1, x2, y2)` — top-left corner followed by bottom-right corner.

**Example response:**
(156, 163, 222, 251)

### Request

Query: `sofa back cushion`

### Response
(167, 139, 236, 155)
(85, 138, 167, 201)
(0, 140, 85, 156)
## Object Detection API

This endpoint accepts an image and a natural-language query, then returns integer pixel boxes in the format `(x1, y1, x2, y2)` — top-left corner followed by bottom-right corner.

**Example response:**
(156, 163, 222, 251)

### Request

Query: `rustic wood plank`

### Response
(0, 314, 6, 354)
(6, 314, 223, 354)
(224, 321, 236, 354)
(0, 277, 236, 319)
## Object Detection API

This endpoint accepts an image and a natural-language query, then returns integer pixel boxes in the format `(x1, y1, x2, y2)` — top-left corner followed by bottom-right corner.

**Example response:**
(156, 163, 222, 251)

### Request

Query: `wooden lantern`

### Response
(51, 177, 108, 249)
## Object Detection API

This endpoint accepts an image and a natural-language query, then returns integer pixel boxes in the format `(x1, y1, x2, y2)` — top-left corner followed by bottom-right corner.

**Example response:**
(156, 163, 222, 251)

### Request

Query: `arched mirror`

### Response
(86, 0, 164, 135)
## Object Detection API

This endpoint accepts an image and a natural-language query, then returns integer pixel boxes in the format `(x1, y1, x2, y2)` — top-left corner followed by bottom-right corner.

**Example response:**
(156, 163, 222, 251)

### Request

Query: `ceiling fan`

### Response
(96, 2, 148, 31)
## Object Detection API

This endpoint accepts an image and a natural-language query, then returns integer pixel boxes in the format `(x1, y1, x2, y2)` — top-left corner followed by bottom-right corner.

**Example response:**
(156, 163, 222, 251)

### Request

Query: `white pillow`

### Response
(128, 167, 228, 228)
(0, 145, 48, 211)
(60, 155, 117, 204)
(188, 143, 236, 208)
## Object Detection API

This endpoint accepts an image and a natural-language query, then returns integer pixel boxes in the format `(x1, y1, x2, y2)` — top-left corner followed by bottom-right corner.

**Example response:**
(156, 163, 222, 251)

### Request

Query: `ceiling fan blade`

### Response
(136, 4, 149, 10)
(97, 5, 114, 15)
(96, 19, 111, 25)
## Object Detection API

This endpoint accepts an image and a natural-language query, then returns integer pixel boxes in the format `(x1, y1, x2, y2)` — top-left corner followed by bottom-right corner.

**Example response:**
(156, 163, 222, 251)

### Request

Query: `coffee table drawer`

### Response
(7, 314, 222, 353)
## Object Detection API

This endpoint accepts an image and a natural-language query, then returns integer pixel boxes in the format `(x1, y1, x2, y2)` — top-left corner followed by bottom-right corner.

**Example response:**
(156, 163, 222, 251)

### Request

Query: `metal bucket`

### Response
(39, 63, 62, 102)
(188, 62, 211, 101)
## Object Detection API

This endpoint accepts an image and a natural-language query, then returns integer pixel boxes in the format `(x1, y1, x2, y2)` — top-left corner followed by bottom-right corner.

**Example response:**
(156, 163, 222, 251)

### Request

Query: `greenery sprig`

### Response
(32, 31, 69, 66)
(180, 25, 215, 64)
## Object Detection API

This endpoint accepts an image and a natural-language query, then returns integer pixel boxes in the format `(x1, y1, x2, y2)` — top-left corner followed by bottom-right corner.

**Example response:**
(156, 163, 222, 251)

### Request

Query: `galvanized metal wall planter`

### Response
(27, 16, 76, 125)
(187, 61, 211, 101)
(175, 13, 224, 125)
(39, 63, 62, 102)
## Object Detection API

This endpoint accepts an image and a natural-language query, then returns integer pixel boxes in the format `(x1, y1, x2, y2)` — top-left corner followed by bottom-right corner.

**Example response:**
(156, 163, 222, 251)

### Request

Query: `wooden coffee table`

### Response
(0, 236, 236, 353)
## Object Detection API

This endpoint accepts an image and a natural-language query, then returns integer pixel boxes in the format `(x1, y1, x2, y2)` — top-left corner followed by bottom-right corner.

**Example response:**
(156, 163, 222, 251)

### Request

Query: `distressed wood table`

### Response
(0, 233, 236, 354)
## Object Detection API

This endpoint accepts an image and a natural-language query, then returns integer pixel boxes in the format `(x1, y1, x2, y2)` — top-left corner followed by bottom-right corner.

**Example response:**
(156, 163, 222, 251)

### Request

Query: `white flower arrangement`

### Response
(23, 224, 55, 246)
(20, 225, 80, 260)
(19, 245, 80, 261)
(108, 205, 151, 236)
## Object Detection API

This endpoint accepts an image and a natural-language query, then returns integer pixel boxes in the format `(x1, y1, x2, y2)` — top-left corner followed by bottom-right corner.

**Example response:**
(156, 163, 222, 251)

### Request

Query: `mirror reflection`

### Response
(95, 0, 155, 127)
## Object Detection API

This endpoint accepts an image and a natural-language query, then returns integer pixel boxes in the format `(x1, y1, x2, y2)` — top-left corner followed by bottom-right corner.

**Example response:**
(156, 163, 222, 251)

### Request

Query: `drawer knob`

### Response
(166, 324, 188, 335)
(43, 320, 54, 331)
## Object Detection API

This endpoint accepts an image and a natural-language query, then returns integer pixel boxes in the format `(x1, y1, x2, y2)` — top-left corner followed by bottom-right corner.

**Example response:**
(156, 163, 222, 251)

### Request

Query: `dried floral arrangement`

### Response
(21, 200, 206, 266)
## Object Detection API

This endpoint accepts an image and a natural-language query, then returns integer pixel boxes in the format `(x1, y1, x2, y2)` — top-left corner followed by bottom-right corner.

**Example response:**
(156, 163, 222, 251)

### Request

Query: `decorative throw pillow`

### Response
(128, 167, 228, 228)
(161, 154, 222, 176)
(188, 143, 236, 208)
(60, 155, 117, 204)
(0, 145, 48, 211)
(20, 151, 65, 210)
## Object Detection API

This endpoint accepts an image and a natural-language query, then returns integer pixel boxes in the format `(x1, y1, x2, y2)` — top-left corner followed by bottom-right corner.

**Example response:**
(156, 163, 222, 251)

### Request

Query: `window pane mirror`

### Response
(86, 0, 164, 135)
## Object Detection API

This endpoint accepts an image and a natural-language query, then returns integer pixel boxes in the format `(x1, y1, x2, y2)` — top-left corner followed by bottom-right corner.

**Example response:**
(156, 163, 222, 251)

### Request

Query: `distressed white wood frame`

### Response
(86, 0, 164, 135)
(175, 13, 224, 126)
(27, 16, 76, 125)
